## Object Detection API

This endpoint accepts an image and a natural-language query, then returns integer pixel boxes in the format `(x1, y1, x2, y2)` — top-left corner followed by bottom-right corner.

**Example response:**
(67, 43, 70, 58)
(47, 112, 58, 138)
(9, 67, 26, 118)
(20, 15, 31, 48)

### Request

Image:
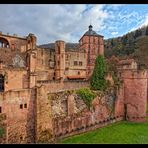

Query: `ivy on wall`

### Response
(76, 88, 96, 109)
(0, 127, 5, 138)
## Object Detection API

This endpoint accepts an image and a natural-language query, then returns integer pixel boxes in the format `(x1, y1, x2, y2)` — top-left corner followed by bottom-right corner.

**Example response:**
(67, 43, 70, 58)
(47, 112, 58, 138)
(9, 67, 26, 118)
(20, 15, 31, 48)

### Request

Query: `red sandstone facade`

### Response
(0, 26, 147, 143)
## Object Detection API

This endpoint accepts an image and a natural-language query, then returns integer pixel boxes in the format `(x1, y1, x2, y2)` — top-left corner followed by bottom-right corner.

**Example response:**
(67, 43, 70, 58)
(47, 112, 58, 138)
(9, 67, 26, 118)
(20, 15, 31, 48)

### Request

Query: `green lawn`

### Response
(58, 121, 148, 144)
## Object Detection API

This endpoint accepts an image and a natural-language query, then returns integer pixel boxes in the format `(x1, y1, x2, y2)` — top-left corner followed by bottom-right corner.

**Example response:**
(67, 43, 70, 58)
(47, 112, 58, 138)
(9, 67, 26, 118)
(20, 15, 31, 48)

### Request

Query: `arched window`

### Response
(0, 37, 9, 48)
(0, 74, 4, 92)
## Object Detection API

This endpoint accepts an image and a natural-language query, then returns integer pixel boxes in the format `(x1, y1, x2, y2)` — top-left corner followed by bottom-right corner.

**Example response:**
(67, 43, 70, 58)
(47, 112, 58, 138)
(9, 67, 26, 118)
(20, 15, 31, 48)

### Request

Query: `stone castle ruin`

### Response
(0, 25, 147, 143)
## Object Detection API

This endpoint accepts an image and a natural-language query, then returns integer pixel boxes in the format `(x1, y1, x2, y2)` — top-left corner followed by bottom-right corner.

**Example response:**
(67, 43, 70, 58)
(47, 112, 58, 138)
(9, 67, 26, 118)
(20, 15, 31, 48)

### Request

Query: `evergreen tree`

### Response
(90, 55, 107, 90)
(134, 29, 142, 39)
(111, 39, 114, 47)
(145, 26, 148, 35)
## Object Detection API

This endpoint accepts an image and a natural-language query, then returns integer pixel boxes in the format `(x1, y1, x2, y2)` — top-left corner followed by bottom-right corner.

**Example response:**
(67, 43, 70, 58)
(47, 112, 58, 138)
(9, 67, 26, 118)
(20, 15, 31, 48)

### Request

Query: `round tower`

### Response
(55, 40, 65, 80)
(122, 70, 148, 122)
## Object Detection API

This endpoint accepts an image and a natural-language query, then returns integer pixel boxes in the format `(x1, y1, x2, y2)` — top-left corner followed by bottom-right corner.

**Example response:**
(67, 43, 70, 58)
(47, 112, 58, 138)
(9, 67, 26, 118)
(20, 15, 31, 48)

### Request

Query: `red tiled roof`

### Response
(67, 76, 86, 79)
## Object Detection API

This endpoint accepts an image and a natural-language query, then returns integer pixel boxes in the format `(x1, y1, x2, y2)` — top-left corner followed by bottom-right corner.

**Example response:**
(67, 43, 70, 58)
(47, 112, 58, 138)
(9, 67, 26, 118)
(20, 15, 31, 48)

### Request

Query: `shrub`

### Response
(0, 127, 5, 138)
(76, 88, 96, 108)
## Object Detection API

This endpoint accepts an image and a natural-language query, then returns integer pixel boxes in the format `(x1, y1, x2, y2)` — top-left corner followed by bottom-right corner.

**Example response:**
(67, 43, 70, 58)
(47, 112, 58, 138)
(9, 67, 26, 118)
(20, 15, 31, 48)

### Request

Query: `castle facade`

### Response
(0, 26, 147, 144)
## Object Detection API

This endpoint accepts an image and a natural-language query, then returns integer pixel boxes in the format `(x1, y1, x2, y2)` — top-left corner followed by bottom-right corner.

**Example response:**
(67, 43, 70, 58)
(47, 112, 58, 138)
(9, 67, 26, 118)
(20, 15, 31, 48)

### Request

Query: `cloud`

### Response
(0, 4, 110, 45)
(111, 32, 118, 35)
(0, 4, 147, 44)
(129, 14, 148, 32)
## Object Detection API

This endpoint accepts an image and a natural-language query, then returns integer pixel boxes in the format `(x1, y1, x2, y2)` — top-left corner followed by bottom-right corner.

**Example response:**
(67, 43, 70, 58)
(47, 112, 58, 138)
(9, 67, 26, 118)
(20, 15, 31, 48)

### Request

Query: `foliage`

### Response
(76, 88, 96, 108)
(59, 121, 148, 144)
(90, 55, 107, 91)
(0, 127, 5, 138)
(146, 26, 148, 35)
(112, 73, 122, 87)
(146, 102, 148, 114)
(104, 25, 148, 59)
(38, 129, 52, 143)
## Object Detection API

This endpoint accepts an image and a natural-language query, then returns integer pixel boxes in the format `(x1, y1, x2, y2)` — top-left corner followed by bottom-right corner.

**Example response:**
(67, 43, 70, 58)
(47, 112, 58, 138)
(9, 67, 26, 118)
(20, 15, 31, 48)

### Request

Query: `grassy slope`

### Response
(58, 121, 148, 144)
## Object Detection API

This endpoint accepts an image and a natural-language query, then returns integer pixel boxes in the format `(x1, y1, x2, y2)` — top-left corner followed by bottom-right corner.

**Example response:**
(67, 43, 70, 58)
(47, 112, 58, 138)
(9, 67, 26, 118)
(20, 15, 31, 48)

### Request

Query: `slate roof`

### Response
(79, 25, 103, 42)
(38, 43, 83, 52)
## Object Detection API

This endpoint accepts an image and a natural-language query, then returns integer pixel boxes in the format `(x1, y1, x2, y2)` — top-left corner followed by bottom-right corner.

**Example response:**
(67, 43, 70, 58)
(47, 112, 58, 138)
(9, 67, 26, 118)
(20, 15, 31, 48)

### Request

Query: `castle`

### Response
(0, 26, 147, 143)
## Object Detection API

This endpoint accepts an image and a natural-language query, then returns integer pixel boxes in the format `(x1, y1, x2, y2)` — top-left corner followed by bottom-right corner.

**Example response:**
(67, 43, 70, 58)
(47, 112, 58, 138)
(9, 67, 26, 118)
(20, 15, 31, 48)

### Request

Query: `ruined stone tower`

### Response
(79, 25, 104, 78)
(121, 70, 148, 122)
(27, 33, 37, 50)
(55, 40, 65, 80)
(29, 51, 37, 88)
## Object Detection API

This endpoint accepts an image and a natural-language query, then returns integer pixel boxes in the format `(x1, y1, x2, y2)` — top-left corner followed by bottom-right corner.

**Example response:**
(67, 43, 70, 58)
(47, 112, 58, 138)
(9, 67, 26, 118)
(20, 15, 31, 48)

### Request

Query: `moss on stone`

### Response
(76, 88, 96, 109)
(0, 127, 5, 138)
(38, 129, 53, 143)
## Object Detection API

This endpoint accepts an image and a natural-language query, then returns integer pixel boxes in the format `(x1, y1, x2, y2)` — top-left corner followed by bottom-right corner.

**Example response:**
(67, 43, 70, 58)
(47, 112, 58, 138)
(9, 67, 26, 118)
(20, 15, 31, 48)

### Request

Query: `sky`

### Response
(0, 4, 148, 45)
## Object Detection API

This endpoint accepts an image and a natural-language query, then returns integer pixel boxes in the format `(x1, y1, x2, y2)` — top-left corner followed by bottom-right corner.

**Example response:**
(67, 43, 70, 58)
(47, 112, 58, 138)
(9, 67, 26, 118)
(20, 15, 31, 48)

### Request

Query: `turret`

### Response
(28, 51, 37, 88)
(27, 33, 37, 50)
(54, 40, 65, 80)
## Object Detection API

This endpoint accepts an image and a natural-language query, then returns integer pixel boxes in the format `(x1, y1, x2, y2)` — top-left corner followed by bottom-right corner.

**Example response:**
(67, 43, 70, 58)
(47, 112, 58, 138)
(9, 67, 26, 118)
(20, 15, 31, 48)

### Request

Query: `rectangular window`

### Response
(74, 61, 78, 66)
(24, 104, 27, 108)
(93, 38, 95, 44)
(58, 61, 60, 66)
(20, 104, 23, 109)
(41, 50, 43, 56)
(0, 106, 2, 113)
(79, 61, 83, 66)
(66, 54, 68, 61)
(0, 74, 4, 92)
(50, 51, 52, 58)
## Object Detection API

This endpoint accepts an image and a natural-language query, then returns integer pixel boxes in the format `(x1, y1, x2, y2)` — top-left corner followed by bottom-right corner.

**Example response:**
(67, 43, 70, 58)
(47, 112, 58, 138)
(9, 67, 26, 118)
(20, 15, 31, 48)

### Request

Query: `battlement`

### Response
(0, 32, 26, 40)
(121, 69, 147, 79)
(0, 32, 36, 51)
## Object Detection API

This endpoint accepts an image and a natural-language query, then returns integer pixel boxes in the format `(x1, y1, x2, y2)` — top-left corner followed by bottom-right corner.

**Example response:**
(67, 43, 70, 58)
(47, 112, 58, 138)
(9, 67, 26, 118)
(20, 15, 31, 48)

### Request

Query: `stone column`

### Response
(67, 95, 75, 116)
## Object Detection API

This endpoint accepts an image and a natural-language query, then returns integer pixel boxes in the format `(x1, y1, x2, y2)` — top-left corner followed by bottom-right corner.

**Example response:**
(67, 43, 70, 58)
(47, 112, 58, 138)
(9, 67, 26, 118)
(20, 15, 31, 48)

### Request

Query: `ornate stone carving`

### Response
(12, 54, 25, 68)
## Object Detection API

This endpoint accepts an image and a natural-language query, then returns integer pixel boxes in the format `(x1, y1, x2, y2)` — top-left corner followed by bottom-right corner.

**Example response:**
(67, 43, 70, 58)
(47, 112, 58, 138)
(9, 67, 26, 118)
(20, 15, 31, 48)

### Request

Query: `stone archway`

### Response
(0, 37, 10, 48)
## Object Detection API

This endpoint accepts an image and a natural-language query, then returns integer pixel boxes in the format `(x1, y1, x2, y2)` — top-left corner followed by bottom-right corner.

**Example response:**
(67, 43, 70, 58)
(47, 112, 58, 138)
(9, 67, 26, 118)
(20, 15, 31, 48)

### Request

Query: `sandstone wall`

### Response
(122, 70, 147, 122)
(114, 85, 125, 117)
(0, 89, 36, 143)
(36, 80, 89, 93)
(4, 69, 28, 91)
(0, 113, 7, 143)
(36, 86, 53, 143)
(36, 86, 124, 143)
